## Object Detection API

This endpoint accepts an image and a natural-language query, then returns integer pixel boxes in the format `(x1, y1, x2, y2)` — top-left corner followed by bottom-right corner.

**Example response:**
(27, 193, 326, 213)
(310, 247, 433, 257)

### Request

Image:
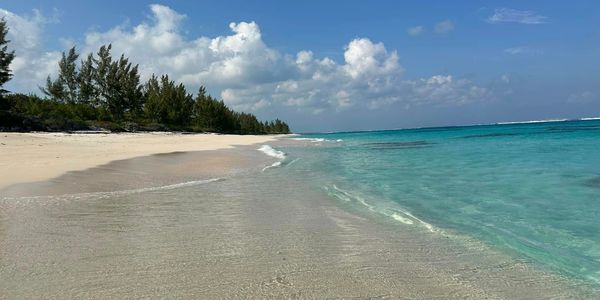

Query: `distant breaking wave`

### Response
(496, 118, 569, 125)
(302, 117, 600, 136)
(495, 116, 600, 125)
(291, 138, 343, 142)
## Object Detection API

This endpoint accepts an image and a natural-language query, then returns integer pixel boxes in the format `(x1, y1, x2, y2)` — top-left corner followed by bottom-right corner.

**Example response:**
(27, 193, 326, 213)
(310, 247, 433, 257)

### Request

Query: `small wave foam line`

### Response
(291, 138, 343, 142)
(257, 145, 286, 159)
(1, 178, 223, 202)
(326, 184, 438, 233)
(261, 161, 282, 172)
(286, 158, 301, 167)
(496, 118, 569, 125)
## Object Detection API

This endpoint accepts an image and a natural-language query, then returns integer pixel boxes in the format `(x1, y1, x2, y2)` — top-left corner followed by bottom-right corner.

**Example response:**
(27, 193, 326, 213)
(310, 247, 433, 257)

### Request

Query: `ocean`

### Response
(274, 118, 600, 287)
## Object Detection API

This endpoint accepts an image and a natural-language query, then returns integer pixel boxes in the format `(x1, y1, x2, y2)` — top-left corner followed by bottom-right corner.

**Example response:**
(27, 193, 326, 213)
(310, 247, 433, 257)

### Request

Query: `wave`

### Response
(291, 137, 326, 142)
(258, 145, 286, 171)
(2, 178, 223, 202)
(580, 117, 600, 121)
(291, 137, 343, 143)
(257, 145, 286, 159)
(261, 161, 282, 172)
(324, 184, 438, 233)
(286, 158, 301, 167)
(496, 118, 569, 125)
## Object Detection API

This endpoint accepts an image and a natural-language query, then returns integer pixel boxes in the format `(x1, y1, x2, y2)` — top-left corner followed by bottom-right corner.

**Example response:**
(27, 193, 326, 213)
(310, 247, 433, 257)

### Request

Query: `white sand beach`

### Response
(0, 132, 276, 189)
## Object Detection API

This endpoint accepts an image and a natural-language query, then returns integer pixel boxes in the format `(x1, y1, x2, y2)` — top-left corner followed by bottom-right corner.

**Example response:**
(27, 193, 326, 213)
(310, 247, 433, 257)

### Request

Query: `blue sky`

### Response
(1, 1, 599, 132)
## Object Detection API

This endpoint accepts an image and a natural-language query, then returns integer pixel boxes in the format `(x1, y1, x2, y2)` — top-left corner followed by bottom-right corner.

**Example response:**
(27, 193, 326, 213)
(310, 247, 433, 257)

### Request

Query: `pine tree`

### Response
(93, 44, 113, 108)
(59, 47, 79, 102)
(144, 74, 163, 122)
(43, 46, 79, 103)
(144, 74, 192, 125)
(78, 53, 96, 105)
(42, 75, 65, 100)
(0, 18, 15, 96)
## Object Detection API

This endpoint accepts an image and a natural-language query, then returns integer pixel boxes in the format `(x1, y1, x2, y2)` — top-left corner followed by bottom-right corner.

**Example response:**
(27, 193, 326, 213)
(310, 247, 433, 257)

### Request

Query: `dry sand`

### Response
(0, 132, 276, 189)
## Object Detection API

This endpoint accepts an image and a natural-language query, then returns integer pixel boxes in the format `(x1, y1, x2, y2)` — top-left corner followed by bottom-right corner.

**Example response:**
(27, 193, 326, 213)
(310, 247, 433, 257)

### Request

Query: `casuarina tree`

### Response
(0, 18, 15, 97)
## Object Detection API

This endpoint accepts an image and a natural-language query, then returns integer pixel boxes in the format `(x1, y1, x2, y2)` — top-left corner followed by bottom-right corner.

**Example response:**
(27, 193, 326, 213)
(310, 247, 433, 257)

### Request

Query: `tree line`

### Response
(0, 19, 290, 134)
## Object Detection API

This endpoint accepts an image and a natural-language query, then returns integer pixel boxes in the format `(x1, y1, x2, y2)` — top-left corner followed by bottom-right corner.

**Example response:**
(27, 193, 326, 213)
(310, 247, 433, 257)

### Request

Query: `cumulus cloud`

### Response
(81, 5, 291, 92)
(487, 8, 547, 24)
(434, 20, 454, 33)
(407, 26, 424, 36)
(0, 8, 61, 92)
(2, 5, 490, 121)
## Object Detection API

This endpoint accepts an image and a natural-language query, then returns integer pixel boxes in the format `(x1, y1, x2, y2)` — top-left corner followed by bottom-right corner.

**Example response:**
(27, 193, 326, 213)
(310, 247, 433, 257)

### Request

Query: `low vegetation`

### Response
(0, 19, 290, 134)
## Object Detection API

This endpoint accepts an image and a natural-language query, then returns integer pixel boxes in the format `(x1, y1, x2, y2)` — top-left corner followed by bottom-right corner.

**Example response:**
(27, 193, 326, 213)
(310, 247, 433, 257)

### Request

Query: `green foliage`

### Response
(263, 119, 290, 134)
(1, 29, 291, 134)
(43, 46, 79, 102)
(42, 45, 143, 120)
(144, 74, 193, 125)
(1, 93, 96, 131)
(0, 18, 15, 96)
(193, 86, 237, 133)
(78, 54, 96, 105)
(103, 54, 143, 119)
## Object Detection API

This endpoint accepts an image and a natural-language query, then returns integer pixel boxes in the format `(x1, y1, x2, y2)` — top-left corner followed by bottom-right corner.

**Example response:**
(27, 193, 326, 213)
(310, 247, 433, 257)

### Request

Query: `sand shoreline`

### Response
(0, 144, 595, 298)
(0, 139, 596, 298)
(0, 132, 277, 189)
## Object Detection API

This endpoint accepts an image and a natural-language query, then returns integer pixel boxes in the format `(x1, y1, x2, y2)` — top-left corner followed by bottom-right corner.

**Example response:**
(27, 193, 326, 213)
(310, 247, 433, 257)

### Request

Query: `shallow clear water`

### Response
(283, 119, 600, 286)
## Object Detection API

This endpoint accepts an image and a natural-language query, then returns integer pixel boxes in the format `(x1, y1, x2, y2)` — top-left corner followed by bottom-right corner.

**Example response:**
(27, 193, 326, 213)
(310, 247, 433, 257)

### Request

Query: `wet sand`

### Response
(0, 145, 596, 298)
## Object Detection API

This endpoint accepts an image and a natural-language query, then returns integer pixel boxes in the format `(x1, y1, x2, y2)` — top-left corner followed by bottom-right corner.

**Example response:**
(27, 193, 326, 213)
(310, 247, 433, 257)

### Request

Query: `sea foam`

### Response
(291, 137, 343, 143)
(258, 145, 286, 171)
(496, 118, 569, 125)
(258, 145, 286, 159)
(326, 184, 437, 233)
(262, 161, 282, 172)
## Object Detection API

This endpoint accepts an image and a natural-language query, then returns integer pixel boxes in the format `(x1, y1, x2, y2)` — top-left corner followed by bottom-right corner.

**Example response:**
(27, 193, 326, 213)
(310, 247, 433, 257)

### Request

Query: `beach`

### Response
(0, 132, 276, 190)
(0, 131, 597, 298)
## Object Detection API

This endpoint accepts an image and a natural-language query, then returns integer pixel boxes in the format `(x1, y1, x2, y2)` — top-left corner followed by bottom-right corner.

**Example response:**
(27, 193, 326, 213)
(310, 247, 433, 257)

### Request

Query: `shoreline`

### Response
(0, 141, 597, 298)
(0, 132, 278, 190)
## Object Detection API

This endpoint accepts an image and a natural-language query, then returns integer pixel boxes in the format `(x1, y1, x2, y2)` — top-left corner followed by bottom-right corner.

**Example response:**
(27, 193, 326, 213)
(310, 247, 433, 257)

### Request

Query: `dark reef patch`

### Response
(410, 126, 464, 133)
(545, 125, 600, 133)
(584, 176, 600, 188)
(460, 133, 519, 139)
(364, 141, 435, 150)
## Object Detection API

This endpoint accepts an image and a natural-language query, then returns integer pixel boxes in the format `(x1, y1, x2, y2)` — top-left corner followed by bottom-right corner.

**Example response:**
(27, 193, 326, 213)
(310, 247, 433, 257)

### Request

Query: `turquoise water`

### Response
(281, 119, 600, 286)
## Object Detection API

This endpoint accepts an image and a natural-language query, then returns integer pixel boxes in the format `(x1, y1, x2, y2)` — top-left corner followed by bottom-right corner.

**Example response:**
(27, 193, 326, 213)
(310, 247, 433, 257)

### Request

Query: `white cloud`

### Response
(82, 5, 290, 91)
(487, 8, 547, 24)
(434, 20, 454, 33)
(343, 38, 400, 79)
(567, 91, 595, 104)
(504, 46, 541, 55)
(407, 26, 424, 36)
(0, 8, 61, 93)
(2, 5, 490, 119)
